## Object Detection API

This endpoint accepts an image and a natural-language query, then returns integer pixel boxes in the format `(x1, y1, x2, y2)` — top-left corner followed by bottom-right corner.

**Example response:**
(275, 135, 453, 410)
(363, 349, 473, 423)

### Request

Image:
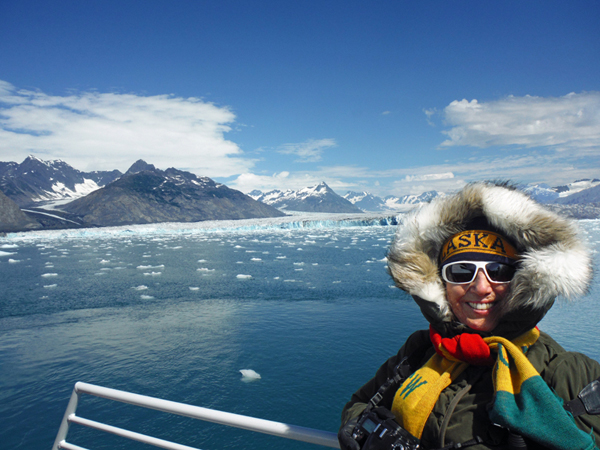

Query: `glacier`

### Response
(1, 212, 403, 242)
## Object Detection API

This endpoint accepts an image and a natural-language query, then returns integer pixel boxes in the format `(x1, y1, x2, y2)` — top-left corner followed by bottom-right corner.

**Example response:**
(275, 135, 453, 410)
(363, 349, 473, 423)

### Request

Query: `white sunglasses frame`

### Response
(441, 260, 515, 285)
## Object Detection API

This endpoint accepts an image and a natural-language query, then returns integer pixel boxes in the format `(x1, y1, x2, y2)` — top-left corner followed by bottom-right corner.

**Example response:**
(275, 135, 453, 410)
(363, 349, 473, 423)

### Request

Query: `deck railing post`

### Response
(52, 385, 81, 450)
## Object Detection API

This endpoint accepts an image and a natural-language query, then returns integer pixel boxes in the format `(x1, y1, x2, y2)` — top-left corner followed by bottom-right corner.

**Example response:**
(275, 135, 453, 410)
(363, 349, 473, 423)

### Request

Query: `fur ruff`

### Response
(387, 182, 593, 321)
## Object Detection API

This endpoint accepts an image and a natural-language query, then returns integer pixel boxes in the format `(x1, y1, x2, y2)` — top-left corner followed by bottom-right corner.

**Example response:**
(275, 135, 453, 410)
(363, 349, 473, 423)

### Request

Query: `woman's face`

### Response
(445, 268, 510, 332)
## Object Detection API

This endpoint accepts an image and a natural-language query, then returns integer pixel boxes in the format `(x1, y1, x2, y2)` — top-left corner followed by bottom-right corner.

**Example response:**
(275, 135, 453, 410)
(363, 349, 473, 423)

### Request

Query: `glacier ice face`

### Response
(2, 212, 403, 242)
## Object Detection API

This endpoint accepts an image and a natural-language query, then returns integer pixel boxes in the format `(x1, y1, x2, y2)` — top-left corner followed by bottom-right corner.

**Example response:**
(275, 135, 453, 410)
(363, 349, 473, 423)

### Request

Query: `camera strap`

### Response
(366, 340, 433, 413)
(366, 356, 412, 411)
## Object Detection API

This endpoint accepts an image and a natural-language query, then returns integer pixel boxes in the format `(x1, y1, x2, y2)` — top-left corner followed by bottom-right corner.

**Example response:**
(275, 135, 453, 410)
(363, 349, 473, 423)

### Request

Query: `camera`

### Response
(351, 409, 420, 450)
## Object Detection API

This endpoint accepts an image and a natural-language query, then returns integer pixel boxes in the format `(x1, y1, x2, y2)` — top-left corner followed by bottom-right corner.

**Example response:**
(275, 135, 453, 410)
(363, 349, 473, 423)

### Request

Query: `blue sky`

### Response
(1, 1, 599, 197)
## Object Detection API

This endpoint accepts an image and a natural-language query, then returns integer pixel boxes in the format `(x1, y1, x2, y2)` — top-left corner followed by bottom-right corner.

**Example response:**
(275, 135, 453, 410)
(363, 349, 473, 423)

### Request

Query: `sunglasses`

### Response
(441, 260, 516, 284)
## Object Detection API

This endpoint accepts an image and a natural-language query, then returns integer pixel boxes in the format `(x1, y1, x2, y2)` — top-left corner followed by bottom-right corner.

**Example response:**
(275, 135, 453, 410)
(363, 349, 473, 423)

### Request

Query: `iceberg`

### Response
(239, 369, 261, 382)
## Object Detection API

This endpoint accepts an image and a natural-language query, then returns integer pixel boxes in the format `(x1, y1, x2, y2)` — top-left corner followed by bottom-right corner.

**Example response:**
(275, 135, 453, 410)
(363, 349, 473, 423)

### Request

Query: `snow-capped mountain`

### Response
(522, 179, 600, 204)
(0, 155, 121, 207)
(344, 190, 443, 212)
(249, 182, 362, 213)
(343, 191, 386, 211)
(61, 162, 285, 227)
(552, 179, 600, 197)
(521, 183, 560, 203)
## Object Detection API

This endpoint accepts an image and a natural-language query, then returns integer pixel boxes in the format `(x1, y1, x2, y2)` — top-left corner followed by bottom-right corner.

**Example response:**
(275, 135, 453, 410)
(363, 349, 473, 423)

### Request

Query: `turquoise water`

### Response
(1, 219, 599, 450)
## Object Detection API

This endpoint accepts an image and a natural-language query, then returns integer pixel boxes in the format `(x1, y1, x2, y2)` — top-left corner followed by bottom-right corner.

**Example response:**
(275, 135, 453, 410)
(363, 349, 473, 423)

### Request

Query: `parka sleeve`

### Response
(543, 350, 600, 441)
(340, 329, 431, 425)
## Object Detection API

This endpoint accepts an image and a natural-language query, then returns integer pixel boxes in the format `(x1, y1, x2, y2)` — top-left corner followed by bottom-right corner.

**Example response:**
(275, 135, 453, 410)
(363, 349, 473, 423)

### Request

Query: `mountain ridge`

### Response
(1, 156, 599, 232)
(248, 182, 363, 213)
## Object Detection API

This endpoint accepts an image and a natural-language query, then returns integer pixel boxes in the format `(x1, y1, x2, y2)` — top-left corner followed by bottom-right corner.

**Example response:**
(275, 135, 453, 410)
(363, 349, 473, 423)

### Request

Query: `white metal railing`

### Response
(53, 382, 340, 450)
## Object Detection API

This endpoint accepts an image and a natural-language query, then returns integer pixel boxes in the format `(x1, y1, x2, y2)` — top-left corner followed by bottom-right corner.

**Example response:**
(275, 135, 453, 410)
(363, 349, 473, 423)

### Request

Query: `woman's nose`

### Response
(471, 269, 493, 293)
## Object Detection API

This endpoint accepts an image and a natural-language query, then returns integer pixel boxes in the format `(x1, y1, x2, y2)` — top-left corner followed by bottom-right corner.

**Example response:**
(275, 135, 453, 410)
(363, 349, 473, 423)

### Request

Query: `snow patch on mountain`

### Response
(250, 182, 362, 213)
(344, 190, 444, 212)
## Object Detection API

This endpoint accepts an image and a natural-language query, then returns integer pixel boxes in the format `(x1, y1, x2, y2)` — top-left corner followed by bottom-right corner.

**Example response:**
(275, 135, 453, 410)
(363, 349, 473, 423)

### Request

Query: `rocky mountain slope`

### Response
(0, 190, 41, 232)
(61, 162, 285, 227)
(249, 182, 362, 213)
(0, 156, 121, 207)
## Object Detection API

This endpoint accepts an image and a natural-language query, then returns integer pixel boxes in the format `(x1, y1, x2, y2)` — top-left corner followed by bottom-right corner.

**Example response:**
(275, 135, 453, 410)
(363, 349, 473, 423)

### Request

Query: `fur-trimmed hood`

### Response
(387, 181, 593, 338)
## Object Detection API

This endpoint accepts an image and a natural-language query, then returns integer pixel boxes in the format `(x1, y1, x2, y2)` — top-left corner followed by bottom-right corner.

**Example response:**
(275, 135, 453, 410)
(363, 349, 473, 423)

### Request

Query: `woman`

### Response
(339, 182, 600, 450)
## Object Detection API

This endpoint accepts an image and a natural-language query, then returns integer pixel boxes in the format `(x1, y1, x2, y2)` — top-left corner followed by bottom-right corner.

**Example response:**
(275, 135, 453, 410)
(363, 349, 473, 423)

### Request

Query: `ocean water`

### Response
(1, 217, 599, 450)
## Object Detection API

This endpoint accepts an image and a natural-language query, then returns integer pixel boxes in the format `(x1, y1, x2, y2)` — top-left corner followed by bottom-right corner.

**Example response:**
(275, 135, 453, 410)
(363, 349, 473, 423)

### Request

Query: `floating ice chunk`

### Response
(197, 268, 214, 272)
(144, 272, 162, 276)
(100, 259, 110, 264)
(250, 258, 262, 261)
(189, 287, 200, 291)
(240, 369, 261, 381)
(8, 259, 20, 263)
(333, 281, 341, 284)
(198, 259, 207, 263)
(276, 256, 286, 259)
(134, 285, 149, 290)
(293, 262, 304, 266)
(141, 295, 154, 300)
(237, 274, 252, 279)
(312, 263, 319, 266)
(42, 273, 58, 277)
(137, 265, 164, 269)
(0, 251, 15, 257)
(44, 284, 57, 288)
(1, 244, 18, 248)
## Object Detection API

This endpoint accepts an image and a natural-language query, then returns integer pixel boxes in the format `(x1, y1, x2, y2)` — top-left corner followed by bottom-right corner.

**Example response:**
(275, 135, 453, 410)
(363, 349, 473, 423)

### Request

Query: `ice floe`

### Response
(236, 274, 252, 279)
(240, 369, 261, 381)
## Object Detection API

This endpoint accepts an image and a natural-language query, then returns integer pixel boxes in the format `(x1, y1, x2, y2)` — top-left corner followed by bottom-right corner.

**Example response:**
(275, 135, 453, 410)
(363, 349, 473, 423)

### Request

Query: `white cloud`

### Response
(277, 138, 336, 162)
(404, 172, 454, 182)
(439, 92, 600, 153)
(230, 171, 324, 193)
(0, 80, 252, 176)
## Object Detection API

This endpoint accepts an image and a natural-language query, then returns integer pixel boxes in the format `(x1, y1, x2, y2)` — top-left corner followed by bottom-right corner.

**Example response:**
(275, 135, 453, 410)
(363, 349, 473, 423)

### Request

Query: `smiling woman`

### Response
(339, 181, 600, 450)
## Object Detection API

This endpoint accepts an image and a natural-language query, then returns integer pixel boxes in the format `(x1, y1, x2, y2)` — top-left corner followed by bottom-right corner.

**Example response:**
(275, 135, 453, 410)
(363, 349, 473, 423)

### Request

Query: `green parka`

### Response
(341, 329, 600, 449)
(340, 183, 600, 449)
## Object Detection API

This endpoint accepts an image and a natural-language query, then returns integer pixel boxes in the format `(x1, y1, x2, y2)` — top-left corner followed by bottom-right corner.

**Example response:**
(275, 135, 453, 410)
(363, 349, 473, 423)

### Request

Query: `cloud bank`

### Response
(440, 92, 600, 153)
(0, 80, 251, 176)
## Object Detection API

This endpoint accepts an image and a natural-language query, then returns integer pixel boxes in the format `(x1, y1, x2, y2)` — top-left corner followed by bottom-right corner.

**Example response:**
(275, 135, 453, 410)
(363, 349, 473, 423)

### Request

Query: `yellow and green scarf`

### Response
(391, 326, 597, 449)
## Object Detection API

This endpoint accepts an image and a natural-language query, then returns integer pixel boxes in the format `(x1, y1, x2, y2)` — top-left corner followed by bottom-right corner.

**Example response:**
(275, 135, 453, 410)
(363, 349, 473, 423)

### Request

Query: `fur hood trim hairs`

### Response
(387, 182, 593, 335)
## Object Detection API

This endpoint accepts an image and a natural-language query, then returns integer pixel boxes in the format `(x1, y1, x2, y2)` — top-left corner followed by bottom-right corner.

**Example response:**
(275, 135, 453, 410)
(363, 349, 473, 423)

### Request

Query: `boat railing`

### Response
(52, 382, 340, 450)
